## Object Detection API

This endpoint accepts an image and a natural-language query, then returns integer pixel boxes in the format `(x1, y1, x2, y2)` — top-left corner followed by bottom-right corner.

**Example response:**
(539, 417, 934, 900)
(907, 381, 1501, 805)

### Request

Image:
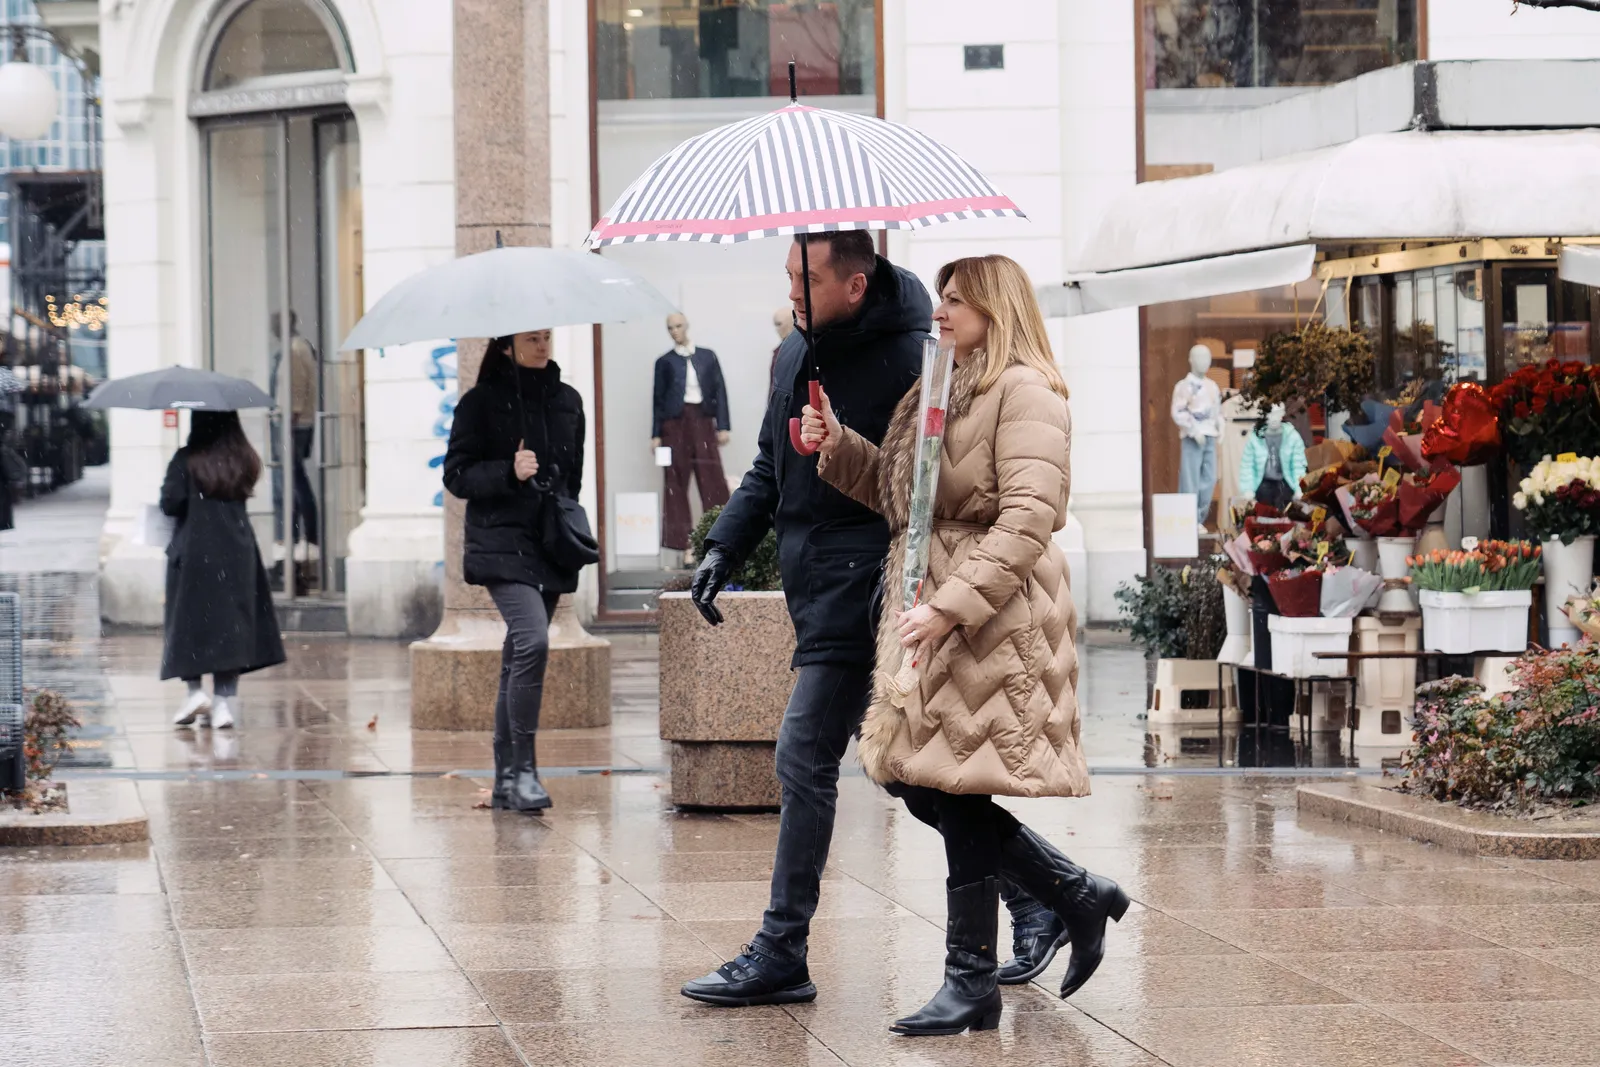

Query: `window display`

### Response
(1142, 0, 1418, 90)
(596, 0, 875, 101)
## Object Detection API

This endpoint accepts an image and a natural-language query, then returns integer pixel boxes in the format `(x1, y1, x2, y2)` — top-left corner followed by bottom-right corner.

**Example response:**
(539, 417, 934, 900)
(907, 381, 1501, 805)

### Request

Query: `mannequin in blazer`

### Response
(653, 313, 732, 552)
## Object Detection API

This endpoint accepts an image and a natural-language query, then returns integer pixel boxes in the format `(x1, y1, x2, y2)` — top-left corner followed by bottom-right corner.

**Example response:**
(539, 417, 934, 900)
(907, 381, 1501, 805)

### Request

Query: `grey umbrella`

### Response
(339, 245, 677, 351)
(83, 366, 274, 412)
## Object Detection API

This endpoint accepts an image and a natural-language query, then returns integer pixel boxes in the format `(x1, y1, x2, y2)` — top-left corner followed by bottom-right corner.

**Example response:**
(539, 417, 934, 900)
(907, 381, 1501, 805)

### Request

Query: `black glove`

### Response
(689, 546, 732, 626)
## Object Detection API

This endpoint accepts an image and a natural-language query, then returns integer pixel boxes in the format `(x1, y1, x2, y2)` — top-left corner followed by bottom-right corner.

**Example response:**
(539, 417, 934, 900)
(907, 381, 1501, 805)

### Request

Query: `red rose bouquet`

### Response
(1490, 359, 1600, 468)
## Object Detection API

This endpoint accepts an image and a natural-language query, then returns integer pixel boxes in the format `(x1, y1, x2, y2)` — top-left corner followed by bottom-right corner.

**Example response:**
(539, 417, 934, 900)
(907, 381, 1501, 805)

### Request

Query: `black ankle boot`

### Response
(890, 877, 1004, 1037)
(507, 735, 552, 814)
(998, 827, 1128, 999)
(997, 879, 1070, 985)
(490, 736, 514, 810)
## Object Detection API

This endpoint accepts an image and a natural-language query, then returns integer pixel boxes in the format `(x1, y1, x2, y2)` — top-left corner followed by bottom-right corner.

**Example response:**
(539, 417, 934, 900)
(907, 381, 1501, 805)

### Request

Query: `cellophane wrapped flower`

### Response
(1513, 455, 1600, 545)
(1407, 540, 1542, 592)
(1346, 473, 1401, 536)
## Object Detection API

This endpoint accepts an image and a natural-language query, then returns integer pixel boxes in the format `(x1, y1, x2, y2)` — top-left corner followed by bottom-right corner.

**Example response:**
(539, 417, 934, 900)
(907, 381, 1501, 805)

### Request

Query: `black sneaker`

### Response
(680, 944, 818, 1007)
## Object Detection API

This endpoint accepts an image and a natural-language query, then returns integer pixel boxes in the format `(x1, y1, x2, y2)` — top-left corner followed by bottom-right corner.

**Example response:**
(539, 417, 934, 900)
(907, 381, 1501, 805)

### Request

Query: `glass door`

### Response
(204, 109, 362, 599)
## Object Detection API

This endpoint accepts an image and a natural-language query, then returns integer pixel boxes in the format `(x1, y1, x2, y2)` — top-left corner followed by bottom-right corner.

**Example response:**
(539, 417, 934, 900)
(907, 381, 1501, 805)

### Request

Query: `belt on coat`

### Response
(931, 519, 992, 536)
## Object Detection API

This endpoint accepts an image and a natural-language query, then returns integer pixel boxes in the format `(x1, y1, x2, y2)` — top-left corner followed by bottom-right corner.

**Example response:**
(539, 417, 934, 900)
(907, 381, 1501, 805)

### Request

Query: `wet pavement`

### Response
(5, 475, 1600, 1064)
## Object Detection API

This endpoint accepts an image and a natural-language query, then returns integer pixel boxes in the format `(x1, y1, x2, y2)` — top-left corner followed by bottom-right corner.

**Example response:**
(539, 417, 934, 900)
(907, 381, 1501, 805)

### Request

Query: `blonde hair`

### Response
(936, 255, 1069, 400)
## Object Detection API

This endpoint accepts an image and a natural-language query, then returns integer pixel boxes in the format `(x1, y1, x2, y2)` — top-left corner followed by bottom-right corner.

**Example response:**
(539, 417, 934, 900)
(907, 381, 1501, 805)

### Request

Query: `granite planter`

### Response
(659, 591, 796, 810)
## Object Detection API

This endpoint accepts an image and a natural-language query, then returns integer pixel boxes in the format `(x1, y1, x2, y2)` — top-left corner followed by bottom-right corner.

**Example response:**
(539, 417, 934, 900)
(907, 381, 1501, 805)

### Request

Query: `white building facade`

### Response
(73, 0, 1600, 634)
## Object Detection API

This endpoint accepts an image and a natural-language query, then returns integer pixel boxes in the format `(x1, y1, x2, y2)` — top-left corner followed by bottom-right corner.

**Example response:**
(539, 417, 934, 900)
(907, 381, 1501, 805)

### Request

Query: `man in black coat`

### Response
(680, 231, 925, 1006)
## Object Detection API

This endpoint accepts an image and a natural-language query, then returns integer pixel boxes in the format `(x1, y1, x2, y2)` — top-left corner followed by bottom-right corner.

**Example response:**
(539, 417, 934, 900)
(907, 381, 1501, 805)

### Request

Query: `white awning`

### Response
(1069, 129, 1600, 276)
(1039, 244, 1316, 318)
(1560, 244, 1600, 288)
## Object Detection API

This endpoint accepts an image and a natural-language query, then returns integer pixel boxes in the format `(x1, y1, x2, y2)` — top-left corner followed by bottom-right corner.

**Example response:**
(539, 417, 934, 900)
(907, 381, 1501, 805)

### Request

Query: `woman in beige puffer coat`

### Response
(802, 254, 1127, 1038)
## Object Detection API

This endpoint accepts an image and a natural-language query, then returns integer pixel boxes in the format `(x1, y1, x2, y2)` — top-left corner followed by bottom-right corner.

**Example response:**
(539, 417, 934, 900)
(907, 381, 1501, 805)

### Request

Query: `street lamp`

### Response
(0, 28, 58, 141)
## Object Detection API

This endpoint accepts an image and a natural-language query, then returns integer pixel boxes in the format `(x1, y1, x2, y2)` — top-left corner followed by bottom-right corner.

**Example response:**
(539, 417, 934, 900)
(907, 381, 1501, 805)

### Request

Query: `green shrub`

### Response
(1114, 557, 1225, 660)
(1404, 646, 1600, 811)
(688, 505, 782, 592)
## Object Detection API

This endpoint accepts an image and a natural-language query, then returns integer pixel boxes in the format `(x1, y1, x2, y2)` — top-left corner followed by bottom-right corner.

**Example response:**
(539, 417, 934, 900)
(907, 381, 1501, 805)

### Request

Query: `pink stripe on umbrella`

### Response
(589, 195, 1019, 242)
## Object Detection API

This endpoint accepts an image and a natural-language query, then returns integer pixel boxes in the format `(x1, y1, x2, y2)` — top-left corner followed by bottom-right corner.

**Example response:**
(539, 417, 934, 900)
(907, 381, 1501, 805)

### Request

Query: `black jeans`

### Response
(890, 784, 1020, 888)
(487, 584, 560, 749)
(751, 663, 872, 965)
(272, 425, 319, 545)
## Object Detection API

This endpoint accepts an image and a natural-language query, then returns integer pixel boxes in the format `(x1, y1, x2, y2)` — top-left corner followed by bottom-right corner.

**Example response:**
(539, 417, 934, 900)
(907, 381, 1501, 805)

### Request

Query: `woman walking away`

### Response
(163, 411, 285, 729)
(444, 330, 586, 814)
(801, 255, 1126, 1036)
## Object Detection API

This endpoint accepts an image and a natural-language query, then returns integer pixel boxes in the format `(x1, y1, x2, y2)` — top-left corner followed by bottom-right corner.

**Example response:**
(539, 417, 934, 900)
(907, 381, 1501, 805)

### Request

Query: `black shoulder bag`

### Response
(514, 365, 599, 572)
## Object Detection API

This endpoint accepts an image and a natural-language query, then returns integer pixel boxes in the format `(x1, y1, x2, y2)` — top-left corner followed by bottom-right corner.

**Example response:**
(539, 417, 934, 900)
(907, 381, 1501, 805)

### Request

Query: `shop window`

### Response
(595, 0, 876, 101)
(1142, 0, 1418, 89)
(1501, 267, 1594, 373)
(205, 0, 347, 91)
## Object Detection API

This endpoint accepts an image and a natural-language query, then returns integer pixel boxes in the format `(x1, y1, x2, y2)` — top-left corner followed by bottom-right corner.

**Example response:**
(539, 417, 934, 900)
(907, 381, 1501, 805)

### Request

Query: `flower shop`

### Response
(1066, 116, 1600, 770)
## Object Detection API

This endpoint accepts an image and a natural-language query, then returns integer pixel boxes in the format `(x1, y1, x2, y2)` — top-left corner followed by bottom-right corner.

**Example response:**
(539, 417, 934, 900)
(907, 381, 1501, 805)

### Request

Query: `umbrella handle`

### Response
(789, 380, 823, 456)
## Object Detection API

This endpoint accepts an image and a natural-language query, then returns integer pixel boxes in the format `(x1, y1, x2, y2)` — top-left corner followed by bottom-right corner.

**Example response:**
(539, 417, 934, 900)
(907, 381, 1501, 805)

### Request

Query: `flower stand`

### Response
(1542, 535, 1596, 649)
(1352, 614, 1421, 748)
(1376, 535, 1419, 613)
(1148, 658, 1237, 725)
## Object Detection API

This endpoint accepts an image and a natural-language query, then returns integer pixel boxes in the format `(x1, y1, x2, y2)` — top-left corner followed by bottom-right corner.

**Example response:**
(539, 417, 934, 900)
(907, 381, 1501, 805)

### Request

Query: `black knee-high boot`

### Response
(999, 827, 1128, 998)
(890, 877, 1004, 1037)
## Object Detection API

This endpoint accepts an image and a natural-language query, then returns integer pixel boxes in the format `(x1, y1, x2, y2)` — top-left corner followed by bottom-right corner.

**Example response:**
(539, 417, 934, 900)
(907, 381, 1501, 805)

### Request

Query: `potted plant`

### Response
(1410, 540, 1541, 654)
(1243, 323, 1375, 426)
(658, 507, 790, 810)
(1115, 558, 1228, 724)
(1513, 455, 1600, 648)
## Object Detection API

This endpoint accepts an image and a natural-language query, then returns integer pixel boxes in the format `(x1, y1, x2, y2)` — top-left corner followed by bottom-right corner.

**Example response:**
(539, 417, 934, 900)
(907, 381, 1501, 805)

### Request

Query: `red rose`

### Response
(1515, 401, 1532, 419)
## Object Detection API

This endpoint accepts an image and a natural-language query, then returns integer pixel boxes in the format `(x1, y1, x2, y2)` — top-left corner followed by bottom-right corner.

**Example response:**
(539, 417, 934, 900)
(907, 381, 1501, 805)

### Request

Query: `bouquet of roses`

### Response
(1513, 454, 1600, 545)
(1342, 472, 1401, 537)
(1247, 534, 1290, 576)
(1281, 520, 1351, 569)
(1491, 360, 1600, 468)
(1267, 566, 1326, 617)
(1396, 466, 1462, 531)
(1408, 540, 1541, 593)
(1422, 381, 1501, 466)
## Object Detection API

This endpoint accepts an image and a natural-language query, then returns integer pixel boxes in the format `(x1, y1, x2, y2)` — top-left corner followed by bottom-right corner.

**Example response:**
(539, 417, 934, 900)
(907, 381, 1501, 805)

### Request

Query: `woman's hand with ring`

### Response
(799, 386, 841, 457)
(897, 603, 955, 649)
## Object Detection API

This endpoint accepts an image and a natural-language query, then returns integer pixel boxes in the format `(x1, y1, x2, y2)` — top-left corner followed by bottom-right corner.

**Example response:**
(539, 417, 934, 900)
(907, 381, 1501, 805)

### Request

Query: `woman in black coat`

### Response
(444, 330, 585, 813)
(161, 411, 285, 730)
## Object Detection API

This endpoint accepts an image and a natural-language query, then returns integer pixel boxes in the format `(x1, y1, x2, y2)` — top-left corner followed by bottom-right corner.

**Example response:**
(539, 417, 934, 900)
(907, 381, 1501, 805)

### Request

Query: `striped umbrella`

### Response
(586, 65, 1023, 452)
(585, 106, 1022, 246)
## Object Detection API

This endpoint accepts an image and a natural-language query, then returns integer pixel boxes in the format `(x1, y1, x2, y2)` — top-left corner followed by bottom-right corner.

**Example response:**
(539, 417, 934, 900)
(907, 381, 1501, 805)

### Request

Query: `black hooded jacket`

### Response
(444, 356, 586, 594)
(708, 256, 929, 667)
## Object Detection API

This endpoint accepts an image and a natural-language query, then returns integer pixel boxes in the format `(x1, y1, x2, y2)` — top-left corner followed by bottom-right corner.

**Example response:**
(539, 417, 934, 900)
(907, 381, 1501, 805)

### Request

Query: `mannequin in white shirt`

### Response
(653, 313, 732, 554)
(1171, 343, 1223, 532)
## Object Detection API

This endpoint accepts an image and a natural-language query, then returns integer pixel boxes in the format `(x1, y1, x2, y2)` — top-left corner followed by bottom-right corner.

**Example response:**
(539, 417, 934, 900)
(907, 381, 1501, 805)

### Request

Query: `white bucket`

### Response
(1542, 536, 1596, 649)
(1376, 535, 1419, 613)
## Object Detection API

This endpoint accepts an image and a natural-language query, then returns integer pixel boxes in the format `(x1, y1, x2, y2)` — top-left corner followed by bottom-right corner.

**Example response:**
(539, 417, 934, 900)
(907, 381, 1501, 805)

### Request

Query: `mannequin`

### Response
(1171, 343, 1223, 531)
(1240, 403, 1308, 510)
(769, 307, 795, 388)
(653, 313, 731, 555)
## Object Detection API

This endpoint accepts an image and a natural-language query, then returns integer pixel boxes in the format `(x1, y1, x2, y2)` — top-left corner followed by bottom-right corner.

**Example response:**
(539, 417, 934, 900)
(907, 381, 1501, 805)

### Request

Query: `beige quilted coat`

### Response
(818, 357, 1089, 799)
